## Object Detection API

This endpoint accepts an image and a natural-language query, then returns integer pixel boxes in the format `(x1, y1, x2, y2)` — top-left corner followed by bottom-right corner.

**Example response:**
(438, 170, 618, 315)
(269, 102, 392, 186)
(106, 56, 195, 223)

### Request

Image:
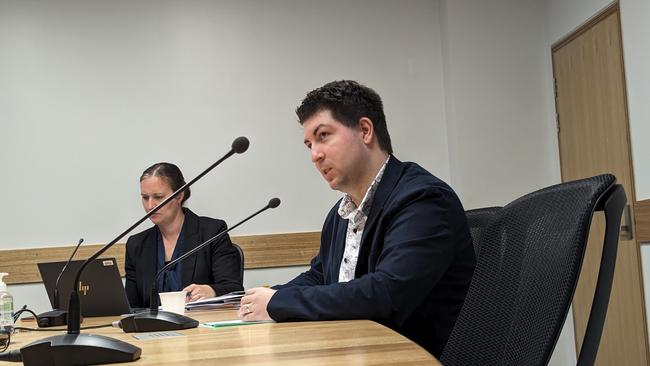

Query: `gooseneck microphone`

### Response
(118, 198, 281, 333)
(54, 238, 84, 309)
(68, 136, 249, 334)
(36, 238, 84, 328)
(17, 137, 249, 366)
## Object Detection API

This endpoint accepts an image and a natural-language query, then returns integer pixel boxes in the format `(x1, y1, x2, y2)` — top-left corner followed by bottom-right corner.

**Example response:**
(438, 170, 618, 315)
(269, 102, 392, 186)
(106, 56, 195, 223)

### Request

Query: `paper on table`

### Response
(132, 331, 184, 340)
(185, 290, 244, 310)
(185, 302, 239, 311)
(200, 319, 275, 328)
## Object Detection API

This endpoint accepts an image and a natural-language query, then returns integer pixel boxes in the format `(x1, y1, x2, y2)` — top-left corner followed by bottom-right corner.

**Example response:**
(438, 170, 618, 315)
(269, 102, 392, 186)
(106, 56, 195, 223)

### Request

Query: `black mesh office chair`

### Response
(465, 206, 502, 256)
(442, 174, 625, 366)
(232, 243, 245, 283)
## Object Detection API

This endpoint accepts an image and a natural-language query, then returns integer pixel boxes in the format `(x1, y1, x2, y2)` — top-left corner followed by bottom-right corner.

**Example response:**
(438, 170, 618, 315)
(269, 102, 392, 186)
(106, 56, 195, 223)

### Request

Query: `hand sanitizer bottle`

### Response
(0, 273, 14, 333)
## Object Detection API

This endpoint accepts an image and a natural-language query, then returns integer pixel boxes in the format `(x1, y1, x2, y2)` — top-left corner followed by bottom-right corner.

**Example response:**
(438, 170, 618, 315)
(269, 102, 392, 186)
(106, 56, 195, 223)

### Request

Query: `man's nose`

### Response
(311, 147, 324, 163)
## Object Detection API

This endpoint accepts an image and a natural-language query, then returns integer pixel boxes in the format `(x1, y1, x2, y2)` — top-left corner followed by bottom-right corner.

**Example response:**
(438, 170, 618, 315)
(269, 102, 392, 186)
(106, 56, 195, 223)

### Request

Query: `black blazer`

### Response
(268, 156, 476, 357)
(125, 208, 243, 308)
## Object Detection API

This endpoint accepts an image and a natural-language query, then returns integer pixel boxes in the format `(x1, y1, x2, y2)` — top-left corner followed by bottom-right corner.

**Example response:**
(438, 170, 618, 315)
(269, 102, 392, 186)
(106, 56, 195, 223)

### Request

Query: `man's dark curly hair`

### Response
(296, 80, 393, 154)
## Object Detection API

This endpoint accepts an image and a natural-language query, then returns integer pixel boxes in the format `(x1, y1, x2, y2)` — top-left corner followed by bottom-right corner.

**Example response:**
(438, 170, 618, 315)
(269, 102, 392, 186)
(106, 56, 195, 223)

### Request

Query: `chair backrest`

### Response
(465, 206, 502, 256)
(441, 174, 626, 366)
(232, 243, 245, 283)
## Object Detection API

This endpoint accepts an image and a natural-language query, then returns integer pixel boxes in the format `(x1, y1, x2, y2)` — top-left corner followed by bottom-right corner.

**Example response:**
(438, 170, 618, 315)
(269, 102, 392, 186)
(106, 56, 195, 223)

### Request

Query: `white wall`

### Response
(0, 0, 446, 314)
(620, 0, 650, 201)
(0, 1, 584, 363)
(0, 0, 448, 250)
(547, 0, 615, 42)
(440, 0, 560, 209)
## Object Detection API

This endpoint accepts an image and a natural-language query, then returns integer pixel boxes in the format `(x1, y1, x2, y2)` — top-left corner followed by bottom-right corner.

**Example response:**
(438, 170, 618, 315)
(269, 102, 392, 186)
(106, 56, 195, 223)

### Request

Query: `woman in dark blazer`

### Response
(125, 162, 243, 308)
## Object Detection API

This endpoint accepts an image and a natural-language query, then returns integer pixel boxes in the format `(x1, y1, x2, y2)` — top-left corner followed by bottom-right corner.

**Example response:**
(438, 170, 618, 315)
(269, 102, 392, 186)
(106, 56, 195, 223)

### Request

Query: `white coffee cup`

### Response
(158, 290, 187, 315)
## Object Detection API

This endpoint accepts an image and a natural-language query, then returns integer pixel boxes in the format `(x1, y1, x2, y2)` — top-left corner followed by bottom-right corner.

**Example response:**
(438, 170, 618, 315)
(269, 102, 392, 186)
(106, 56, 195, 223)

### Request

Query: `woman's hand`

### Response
(183, 284, 216, 302)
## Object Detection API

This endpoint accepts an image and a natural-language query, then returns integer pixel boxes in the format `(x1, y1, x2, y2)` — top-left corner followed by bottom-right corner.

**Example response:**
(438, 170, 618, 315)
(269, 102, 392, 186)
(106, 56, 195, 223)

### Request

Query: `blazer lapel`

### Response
(331, 214, 349, 282)
(356, 155, 404, 275)
(180, 208, 200, 286)
(140, 230, 157, 303)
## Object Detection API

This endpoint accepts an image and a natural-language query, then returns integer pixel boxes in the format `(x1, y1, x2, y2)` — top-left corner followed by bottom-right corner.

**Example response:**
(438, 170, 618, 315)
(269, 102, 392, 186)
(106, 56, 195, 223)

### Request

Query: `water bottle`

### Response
(0, 272, 14, 333)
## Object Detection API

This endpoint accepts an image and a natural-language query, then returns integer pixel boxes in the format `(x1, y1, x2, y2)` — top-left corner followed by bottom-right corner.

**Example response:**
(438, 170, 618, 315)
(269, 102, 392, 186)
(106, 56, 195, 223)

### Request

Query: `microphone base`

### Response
(20, 333, 141, 366)
(119, 310, 199, 333)
(36, 310, 68, 328)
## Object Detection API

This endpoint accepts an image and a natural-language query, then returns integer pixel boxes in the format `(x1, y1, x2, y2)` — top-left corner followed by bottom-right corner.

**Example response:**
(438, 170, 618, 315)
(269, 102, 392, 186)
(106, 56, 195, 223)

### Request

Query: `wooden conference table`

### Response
(8, 310, 442, 365)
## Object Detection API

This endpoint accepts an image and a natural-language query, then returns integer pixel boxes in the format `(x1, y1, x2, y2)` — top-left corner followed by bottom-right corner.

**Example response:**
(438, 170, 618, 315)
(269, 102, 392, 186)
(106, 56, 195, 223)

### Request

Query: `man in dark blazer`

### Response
(125, 207, 243, 308)
(239, 80, 475, 357)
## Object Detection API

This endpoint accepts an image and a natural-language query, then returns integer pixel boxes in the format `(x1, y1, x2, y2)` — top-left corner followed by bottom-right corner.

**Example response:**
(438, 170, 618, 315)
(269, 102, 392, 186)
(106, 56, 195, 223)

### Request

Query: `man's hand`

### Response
(183, 284, 216, 302)
(238, 287, 277, 321)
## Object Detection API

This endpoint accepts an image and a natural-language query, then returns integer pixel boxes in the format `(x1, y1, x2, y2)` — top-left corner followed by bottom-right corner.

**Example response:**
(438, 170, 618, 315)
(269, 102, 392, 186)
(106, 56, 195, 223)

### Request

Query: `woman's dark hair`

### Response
(140, 162, 191, 204)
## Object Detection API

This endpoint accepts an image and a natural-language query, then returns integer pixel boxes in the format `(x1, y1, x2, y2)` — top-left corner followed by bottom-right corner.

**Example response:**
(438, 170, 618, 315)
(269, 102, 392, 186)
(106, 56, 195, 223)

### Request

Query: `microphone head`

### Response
(268, 198, 281, 209)
(232, 136, 250, 154)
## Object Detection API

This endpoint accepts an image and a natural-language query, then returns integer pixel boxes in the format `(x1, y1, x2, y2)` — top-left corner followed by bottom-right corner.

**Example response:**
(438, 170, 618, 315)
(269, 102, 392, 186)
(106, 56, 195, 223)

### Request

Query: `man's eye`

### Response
(319, 132, 329, 139)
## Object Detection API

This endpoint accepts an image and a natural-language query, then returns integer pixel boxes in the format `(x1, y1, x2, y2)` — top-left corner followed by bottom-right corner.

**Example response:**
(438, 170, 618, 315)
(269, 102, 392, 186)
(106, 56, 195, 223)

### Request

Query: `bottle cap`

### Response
(0, 273, 7, 292)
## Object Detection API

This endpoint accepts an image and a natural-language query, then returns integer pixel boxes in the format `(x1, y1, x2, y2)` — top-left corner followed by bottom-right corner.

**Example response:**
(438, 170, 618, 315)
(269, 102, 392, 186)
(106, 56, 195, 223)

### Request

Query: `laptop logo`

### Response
(79, 282, 90, 296)
(102, 260, 114, 266)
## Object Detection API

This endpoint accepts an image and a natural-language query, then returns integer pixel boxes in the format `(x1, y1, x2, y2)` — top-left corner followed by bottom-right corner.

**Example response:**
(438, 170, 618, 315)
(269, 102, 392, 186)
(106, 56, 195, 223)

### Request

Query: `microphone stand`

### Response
(18, 136, 250, 366)
(36, 238, 83, 328)
(118, 198, 281, 333)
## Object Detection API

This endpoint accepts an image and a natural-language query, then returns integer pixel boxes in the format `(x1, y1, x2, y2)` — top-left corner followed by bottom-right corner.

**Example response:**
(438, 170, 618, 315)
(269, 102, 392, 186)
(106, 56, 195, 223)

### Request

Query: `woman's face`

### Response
(140, 176, 183, 227)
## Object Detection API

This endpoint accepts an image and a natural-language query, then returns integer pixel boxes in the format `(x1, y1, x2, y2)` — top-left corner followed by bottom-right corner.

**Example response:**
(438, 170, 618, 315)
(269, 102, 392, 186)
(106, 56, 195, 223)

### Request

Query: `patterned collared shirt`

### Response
(337, 157, 390, 282)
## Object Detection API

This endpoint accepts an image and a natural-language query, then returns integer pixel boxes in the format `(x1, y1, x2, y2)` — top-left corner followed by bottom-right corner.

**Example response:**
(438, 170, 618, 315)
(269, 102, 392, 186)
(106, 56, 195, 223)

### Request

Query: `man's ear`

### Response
(358, 117, 374, 145)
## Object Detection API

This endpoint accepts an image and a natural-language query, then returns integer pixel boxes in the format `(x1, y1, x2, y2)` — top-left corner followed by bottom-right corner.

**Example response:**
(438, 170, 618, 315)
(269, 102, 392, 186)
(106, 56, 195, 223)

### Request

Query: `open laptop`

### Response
(38, 258, 134, 317)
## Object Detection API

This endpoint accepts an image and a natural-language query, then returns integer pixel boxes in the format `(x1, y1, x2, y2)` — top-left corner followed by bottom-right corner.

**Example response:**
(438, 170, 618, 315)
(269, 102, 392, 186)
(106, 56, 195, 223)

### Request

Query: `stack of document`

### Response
(201, 319, 275, 328)
(185, 291, 244, 311)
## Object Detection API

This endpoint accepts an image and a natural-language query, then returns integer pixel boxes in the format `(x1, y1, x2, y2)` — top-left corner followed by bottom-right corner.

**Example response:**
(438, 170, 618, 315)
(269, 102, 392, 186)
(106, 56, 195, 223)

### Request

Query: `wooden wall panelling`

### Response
(0, 231, 321, 285)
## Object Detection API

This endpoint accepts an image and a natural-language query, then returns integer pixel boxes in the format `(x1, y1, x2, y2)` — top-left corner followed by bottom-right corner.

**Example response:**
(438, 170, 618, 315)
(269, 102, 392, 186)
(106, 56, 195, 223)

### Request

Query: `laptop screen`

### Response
(37, 258, 132, 317)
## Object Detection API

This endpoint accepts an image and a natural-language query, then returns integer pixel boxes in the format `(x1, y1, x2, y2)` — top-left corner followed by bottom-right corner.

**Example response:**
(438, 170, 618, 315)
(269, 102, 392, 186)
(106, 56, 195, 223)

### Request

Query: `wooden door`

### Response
(552, 3, 649, 365)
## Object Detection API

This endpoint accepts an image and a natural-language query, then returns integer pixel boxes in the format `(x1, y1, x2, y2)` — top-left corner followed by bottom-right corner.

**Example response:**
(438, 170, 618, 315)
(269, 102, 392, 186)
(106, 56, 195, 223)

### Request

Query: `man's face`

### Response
(302, 109, 366, 193)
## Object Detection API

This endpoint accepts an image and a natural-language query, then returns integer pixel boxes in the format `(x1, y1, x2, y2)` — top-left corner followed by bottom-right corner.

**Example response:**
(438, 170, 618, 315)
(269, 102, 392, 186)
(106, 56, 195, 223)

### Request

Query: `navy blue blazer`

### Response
(124, 208, 243, 308)
(268, 156, 475, 357)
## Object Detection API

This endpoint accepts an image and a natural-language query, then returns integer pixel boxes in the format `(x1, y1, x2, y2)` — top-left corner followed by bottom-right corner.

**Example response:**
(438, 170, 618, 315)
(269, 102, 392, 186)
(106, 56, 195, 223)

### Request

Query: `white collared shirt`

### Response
(337, 157, 390, 282)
